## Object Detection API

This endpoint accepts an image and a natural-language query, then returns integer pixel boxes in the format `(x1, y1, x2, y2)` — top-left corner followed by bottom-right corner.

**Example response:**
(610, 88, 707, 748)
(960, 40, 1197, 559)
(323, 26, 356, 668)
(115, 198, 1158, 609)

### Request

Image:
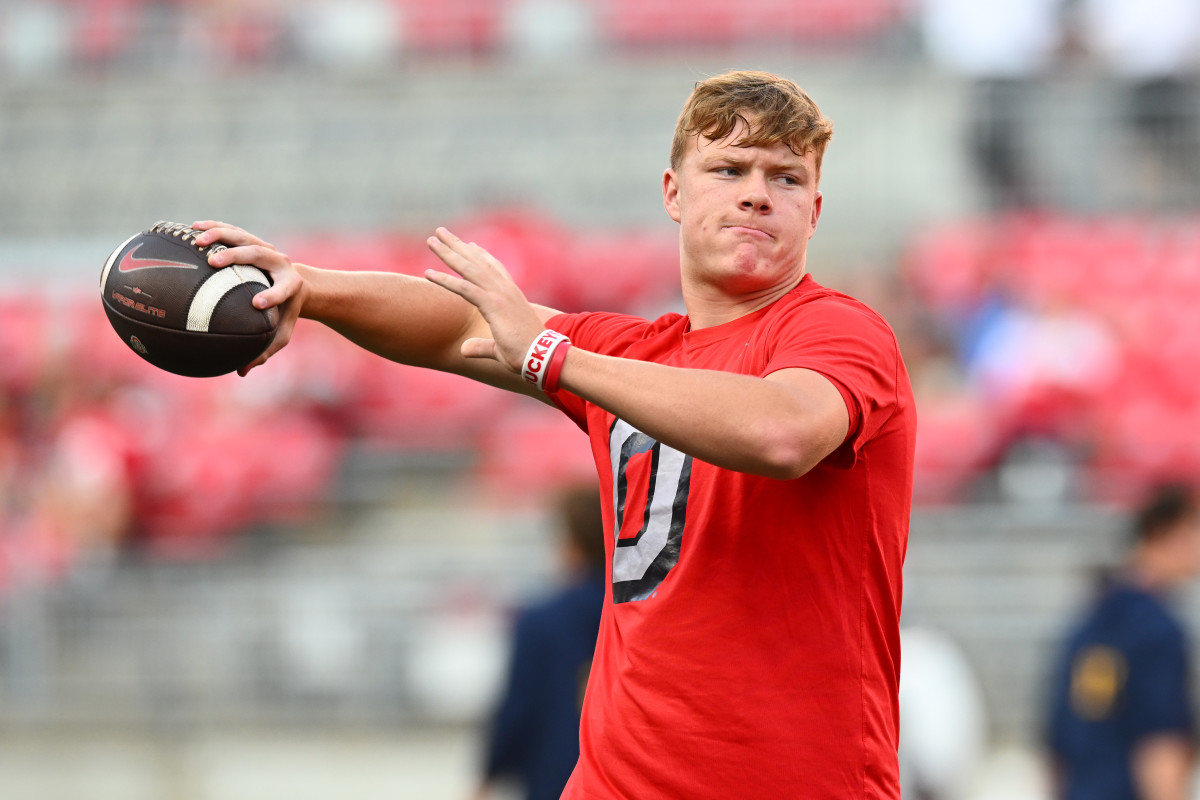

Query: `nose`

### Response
(739, 174, 771, 212)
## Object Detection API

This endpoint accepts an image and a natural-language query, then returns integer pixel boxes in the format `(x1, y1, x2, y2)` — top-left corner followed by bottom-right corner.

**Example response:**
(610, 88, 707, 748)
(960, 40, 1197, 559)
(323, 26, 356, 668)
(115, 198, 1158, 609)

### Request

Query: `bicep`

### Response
(763, 367, 851, 472)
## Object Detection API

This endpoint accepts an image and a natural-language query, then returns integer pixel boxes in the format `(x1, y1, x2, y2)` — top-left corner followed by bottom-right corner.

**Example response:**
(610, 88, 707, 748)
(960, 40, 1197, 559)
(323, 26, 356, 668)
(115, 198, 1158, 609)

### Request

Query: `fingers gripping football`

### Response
(424, 227, 545, 374)
(191, 220, 304, 375)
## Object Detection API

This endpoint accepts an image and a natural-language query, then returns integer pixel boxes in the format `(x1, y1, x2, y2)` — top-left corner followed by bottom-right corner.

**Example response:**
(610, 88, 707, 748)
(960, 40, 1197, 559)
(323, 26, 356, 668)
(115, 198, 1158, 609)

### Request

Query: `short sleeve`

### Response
(760, 298, 903, 464)
(1125, 626, 1194, 740)
(544, 311, 668, 431)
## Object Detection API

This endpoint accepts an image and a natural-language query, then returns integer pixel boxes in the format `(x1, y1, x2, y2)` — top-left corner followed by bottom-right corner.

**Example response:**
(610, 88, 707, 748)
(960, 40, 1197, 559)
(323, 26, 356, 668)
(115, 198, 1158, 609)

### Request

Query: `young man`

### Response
(194, 70, 916, 799)
(1046, 484, 1200, 800)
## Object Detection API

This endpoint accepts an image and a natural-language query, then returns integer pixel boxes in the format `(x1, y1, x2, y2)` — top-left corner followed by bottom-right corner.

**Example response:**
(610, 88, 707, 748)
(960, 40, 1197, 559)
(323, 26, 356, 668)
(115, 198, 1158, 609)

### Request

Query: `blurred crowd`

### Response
(0, 283, 345, 584)
(921, 0, 1200, 212)
(6, 206, 1200, 594)
(896, 212, 1200, 507)
(1, 0, 1197, 79)
(0, 0, 909, 76)
(0, 212, 675, 595)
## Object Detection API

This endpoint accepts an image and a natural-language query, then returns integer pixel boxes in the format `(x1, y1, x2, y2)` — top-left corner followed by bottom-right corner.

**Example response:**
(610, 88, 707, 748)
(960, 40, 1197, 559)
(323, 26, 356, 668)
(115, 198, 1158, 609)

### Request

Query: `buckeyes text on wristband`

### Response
(522, 329, 570, 390)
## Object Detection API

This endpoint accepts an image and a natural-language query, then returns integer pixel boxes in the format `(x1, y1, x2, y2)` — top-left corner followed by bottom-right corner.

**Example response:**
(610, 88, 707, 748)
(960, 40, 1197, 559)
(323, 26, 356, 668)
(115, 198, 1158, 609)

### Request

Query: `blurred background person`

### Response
(475, 482, 606, 800)
(918, 0, 1068, 210)
(1045, 483, 1200, 800)
(899, 625, 989, 800)
(1077, 0, 1200, 210)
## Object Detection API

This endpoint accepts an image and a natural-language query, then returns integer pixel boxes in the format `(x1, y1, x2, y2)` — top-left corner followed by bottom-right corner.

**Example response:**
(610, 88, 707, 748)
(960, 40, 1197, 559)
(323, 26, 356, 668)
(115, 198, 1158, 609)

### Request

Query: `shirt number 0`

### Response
(609, 419, 693, 604)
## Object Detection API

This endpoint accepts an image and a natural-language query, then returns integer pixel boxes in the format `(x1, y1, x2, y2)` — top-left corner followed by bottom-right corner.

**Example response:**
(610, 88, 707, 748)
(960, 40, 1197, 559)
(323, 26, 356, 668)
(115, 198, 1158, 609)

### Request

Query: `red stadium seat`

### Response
(62, 0, 148, 65)
(448, 210, 579, 309)
(600, 0, 905, 46)
(0, 289, 52, 392)
(390, 0, 503, 53)
(903, 220, 995, 313)
(567, 229, 680, 313)
(134, 409, 260, 558)
(351, 362, 517, 452)
(280, 232, 428, 276)
(473, 404, 596, 503)
(912, 389, 1000, 505)
(241, 411, 344, 524)
(61, 291, 155, 383)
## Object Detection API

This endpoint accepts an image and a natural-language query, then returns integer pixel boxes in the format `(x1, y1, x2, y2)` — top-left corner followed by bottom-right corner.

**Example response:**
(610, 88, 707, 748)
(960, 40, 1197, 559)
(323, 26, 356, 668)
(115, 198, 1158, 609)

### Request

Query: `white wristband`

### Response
(522, 329, 570, 391)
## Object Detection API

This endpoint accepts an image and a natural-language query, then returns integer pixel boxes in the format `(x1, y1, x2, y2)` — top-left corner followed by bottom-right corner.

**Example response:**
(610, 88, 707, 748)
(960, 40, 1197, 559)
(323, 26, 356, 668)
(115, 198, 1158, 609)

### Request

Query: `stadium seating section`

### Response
(0, 211, 678, 567)
(31, 0, 907, 69)
(7, 207, 1200, 567)
(908, 212, 1200, 505)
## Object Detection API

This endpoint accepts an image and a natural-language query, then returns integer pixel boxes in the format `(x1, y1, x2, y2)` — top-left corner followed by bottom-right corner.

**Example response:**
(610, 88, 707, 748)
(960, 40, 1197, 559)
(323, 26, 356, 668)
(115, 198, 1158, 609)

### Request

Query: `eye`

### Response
(714, 166, 740, 177)
(777, 174, 801, 186)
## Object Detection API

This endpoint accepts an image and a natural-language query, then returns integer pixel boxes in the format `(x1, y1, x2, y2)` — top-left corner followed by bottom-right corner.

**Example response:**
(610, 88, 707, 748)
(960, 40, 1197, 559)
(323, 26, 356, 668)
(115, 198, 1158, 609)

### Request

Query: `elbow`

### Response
(756, 447, 815, 481)
(749, 424, 826, 481)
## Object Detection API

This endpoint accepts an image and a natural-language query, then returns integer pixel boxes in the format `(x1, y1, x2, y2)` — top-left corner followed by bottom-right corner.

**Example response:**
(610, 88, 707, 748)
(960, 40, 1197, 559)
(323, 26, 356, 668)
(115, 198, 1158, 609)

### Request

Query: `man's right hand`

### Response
(191, 220, 306, 376)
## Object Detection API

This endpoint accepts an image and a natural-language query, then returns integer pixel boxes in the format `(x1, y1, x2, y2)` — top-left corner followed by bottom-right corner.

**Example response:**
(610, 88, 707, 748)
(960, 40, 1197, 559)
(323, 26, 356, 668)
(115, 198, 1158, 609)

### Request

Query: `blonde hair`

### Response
(670, 71, 834, 175)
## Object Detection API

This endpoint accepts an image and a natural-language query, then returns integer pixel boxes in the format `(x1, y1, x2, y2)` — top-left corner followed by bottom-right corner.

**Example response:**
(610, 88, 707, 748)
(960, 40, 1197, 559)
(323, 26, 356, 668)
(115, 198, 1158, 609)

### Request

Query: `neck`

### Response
(683, 271, 808, 330)
(1127, 547, 1179, 592)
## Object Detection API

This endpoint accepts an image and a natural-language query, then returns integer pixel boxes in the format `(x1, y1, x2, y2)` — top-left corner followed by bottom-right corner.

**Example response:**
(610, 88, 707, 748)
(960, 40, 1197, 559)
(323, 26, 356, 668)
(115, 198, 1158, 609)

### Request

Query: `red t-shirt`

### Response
(547, 274, 915, 800)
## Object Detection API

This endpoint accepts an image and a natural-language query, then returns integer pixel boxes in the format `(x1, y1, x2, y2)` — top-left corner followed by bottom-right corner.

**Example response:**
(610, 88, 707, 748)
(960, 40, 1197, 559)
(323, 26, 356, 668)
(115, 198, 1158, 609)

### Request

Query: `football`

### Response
(100, 221, 279, 377)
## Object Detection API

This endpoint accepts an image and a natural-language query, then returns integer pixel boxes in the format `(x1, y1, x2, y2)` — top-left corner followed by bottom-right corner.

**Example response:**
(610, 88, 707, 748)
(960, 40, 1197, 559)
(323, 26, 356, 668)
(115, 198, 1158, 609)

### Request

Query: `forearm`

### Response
(556, 348, 847, 479)
(1134, 736, 1194, 800)
(296, 264, 476, 371)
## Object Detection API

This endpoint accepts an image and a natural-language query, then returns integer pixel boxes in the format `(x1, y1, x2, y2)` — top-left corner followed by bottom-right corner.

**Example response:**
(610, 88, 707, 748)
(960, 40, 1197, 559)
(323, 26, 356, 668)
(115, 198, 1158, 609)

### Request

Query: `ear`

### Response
(662, 169, 682, 223)
(809, 190, 823, 234)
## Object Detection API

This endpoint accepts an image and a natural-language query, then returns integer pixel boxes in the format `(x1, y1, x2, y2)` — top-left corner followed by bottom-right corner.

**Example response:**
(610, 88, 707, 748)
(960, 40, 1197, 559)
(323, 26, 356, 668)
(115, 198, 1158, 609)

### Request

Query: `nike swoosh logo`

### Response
(118, 243, 200, 273)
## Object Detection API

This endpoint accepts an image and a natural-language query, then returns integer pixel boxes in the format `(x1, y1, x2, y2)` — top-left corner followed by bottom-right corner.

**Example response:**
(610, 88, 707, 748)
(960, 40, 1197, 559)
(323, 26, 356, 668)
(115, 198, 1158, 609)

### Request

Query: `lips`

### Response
(725, 224, 773, 240)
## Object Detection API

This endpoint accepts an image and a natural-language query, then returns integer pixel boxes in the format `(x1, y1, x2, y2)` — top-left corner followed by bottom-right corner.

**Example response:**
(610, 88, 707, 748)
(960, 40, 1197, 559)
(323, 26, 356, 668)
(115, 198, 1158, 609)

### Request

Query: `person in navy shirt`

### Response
(1047, 483, 1200, 800)
(475, 483, 607, 800)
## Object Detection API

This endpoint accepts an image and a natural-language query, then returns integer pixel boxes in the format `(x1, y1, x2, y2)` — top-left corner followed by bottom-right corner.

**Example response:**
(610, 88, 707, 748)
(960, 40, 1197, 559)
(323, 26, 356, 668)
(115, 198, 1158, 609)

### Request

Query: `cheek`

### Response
(1177, 533, 1200, 574)
(682, 214, 719, 251)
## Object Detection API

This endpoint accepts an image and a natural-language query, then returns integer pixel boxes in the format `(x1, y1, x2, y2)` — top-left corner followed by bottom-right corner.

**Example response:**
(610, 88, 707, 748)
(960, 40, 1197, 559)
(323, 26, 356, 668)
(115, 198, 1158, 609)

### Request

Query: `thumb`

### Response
(461, 337, 499, 361)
